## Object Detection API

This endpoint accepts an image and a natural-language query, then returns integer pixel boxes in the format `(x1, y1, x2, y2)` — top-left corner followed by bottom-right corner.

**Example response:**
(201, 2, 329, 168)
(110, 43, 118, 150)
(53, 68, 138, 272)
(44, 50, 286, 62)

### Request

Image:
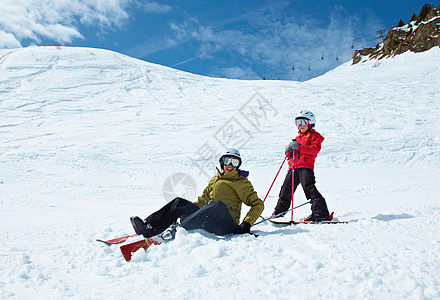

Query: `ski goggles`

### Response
(222, 156, 240, 168)
(295, 118, 310, 127)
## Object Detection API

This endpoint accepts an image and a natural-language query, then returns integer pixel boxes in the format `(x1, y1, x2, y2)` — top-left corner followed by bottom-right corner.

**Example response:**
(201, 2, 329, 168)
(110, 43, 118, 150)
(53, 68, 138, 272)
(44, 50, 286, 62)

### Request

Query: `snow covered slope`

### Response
(0, 46, 439, 299)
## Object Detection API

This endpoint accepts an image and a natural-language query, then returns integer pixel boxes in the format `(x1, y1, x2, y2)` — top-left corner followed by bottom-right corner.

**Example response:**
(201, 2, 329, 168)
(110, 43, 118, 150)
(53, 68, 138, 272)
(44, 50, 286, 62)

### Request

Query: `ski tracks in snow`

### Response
(1, 47, 440, 299)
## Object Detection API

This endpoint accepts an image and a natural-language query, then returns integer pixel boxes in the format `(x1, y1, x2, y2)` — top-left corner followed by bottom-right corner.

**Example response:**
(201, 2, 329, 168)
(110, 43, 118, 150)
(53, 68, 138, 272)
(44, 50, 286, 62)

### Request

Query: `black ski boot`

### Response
(271, 211, 286, 218)
(303, 213, 330, 222)
(130, 216, 154, 238)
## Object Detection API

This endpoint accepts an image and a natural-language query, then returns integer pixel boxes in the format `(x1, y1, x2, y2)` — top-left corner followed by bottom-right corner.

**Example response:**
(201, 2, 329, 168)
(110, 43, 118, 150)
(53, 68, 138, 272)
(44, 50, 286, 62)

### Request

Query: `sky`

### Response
(0, 0, 436, 81)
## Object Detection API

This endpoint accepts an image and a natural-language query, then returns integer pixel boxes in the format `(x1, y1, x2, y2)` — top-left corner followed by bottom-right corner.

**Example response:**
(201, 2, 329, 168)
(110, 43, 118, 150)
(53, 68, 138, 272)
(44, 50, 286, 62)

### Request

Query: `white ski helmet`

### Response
(295, 110, 316, 127)
(219, 148, 242, 169)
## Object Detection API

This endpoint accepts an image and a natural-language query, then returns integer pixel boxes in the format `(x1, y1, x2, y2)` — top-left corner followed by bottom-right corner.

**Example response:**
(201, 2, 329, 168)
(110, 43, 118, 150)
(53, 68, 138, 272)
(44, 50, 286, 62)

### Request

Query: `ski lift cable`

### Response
(295, 24, 394, 63)
(293, 32, 378, 66)
(274, 24, 395, 78)
(290, 25, 394, 71)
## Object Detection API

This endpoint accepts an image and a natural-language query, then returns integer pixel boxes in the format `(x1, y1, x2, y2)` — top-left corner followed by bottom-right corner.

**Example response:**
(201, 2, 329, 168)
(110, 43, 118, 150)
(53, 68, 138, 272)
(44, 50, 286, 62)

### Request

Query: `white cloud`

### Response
(126, 36, 179, 58)
(166, 3, 382, 80)
(0, 0, 135, 48)
(0, 30, 22, 48)
(212, 66, 261, 80)
(141, 1, 172, 14)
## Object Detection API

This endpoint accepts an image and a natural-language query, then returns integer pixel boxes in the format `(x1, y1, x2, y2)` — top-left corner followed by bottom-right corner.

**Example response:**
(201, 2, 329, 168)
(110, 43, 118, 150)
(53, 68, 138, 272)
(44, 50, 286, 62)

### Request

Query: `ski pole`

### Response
(262, 156, 287, 203)
(253, 200, 312, 226)
(290, 168, 295, 222)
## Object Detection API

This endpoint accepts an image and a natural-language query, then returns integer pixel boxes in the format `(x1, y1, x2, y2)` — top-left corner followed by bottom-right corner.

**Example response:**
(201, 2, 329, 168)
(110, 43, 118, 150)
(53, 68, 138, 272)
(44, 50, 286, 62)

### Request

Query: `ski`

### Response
(96, 234, 137, 245)
(253, 200, 312, 226)
(119, 230, 257, 261)
(268, 212, 348, 225)
(120, 237, 161, 261)
(269, 219, 348, 225)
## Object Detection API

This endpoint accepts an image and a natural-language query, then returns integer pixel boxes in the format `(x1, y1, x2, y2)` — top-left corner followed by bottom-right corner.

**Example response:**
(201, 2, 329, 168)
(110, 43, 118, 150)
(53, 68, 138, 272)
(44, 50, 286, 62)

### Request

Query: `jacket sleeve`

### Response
(297, 133, 323, 156)
(236, 178, 264, 226)
(194, 176, 216, 208)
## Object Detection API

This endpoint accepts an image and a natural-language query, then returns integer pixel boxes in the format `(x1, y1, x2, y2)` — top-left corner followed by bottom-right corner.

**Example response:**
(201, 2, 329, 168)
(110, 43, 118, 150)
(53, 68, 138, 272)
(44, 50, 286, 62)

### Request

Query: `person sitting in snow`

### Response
(272, 110, 330, 221)
(131, 148, 264, 239)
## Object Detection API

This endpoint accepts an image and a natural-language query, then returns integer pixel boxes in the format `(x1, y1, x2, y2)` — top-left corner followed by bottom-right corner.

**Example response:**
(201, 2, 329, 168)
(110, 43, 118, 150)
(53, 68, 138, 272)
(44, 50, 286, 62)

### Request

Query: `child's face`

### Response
(295, 118, 310, 133)
(298, 124, 308, 133)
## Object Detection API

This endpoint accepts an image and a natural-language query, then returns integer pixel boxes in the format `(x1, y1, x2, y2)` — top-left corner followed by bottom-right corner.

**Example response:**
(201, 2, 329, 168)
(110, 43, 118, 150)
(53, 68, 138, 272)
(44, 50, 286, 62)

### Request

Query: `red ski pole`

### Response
(262, 156, 287, 203)
(290, 167, 295, 222)
(290, 152, 296, 222)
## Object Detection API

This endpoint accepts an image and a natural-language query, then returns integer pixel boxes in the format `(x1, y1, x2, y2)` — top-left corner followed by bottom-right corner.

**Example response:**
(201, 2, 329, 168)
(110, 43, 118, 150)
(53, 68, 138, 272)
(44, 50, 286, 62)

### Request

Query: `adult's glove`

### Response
(238, 221, 251, 234)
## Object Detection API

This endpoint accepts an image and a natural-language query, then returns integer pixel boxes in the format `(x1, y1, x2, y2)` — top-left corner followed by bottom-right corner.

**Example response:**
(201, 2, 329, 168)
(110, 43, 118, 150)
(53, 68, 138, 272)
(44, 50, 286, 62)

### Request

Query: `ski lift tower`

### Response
(376, 28, 387, 43)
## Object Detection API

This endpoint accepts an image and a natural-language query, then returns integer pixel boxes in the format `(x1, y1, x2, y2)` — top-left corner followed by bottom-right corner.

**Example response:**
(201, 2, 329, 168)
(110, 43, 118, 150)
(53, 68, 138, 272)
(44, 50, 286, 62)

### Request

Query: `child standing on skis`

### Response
(272, 110, 330, 221)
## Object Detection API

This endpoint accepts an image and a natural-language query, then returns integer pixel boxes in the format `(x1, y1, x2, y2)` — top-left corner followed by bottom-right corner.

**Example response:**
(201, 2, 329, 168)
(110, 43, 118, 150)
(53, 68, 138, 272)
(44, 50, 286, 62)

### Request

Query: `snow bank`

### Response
(1, 46, 439, 299)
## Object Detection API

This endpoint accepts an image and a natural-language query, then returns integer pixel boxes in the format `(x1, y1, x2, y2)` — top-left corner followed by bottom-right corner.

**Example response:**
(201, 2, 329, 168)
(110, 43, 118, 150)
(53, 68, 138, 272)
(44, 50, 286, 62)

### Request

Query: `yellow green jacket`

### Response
(194, 169, 264, 226)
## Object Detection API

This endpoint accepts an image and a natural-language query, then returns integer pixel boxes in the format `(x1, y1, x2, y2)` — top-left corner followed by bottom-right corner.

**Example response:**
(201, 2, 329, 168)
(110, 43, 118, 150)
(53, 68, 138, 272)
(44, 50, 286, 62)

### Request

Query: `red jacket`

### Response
(287, 129, 324, 170)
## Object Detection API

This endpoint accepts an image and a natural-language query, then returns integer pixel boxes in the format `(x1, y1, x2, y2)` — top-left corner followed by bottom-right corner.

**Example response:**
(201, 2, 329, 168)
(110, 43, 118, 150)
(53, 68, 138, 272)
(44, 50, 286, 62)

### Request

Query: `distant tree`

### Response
(397, 19, 405, 27)
(417, 3, 434, 22)
(410, 13, 418, 23)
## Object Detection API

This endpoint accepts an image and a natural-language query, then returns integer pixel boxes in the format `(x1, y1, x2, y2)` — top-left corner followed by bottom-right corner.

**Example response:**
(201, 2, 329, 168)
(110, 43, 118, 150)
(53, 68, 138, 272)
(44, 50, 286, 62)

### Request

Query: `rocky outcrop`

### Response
(353, 4, 440, 64)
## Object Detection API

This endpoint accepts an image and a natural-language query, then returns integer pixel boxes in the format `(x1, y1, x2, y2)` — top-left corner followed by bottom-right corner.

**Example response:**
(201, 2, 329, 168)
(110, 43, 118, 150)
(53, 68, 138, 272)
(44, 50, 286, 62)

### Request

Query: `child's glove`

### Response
(285, 140, 299, 152)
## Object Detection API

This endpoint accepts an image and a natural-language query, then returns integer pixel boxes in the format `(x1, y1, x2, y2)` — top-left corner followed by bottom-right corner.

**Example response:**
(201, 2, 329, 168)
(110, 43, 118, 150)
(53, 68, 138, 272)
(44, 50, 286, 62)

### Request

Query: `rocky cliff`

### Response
(353, 4, 440, 64)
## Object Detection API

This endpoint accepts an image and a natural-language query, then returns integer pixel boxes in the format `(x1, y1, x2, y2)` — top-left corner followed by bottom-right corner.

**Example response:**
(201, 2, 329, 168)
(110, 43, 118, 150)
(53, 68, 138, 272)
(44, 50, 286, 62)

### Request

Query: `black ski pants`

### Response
(145, 197, 242, 236)
(274, 168, 329, 216)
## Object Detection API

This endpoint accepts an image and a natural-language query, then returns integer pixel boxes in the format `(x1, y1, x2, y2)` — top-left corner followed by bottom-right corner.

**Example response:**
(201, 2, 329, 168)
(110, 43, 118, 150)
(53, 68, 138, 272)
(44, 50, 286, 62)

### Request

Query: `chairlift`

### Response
(321, 52, 324, 60)
(308, 64, 311, 71)
(336, 53, 339, 61)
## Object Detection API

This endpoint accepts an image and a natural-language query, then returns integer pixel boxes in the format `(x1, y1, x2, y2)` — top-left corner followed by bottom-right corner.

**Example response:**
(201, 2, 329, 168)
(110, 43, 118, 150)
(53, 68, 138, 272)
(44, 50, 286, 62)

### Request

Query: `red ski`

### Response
(120, 238, 161, 261)
(96, 234, 137, 245)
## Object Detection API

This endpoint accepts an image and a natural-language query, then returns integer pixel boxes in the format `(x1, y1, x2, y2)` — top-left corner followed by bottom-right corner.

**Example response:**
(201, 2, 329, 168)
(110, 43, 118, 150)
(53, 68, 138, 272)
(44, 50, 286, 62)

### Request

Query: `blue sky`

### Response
(0, 0, 435, 81)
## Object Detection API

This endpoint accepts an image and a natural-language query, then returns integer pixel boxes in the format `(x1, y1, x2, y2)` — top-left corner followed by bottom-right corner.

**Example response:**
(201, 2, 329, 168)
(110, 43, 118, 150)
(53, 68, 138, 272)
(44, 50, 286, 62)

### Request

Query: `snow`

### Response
(1, 45, 440, 299)
(398, 16, 440, 33)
